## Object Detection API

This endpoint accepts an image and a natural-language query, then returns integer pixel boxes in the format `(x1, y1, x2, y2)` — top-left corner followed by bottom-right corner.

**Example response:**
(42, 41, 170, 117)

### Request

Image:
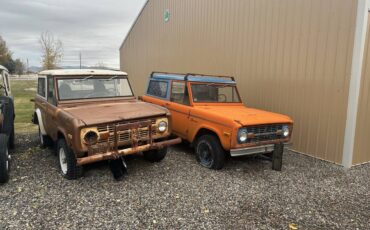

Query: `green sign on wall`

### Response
(164, 9, 170, 22)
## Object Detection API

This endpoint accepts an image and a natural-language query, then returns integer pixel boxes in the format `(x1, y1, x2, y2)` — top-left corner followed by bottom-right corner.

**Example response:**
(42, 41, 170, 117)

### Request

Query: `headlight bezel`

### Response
(157, 120, 168, 133)
(81, 128, 100, 146)
(84, 130, 99, 145)
(282, 125, 290, 137)
(237, 128, 248, 144)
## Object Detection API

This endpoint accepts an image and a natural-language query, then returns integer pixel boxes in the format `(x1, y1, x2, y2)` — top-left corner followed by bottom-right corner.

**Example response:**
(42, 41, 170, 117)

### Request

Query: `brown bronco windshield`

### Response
(57, 76, 133, 100)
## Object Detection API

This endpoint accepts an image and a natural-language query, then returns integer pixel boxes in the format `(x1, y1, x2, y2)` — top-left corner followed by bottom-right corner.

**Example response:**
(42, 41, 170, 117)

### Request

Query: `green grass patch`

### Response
(11, 79, 38, 133)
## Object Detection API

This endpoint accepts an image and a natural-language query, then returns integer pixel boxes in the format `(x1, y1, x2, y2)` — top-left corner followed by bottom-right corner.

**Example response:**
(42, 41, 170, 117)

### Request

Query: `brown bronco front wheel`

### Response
(57, 138, 83, 180)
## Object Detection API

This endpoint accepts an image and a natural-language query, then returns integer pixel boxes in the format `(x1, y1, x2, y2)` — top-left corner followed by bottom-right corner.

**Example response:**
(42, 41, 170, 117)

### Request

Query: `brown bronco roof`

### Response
(38, 69, 127, 77)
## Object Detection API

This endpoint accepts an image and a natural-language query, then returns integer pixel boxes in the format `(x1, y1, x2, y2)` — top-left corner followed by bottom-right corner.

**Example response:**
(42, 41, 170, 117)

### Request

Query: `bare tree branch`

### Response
(40, 31, 63, 70)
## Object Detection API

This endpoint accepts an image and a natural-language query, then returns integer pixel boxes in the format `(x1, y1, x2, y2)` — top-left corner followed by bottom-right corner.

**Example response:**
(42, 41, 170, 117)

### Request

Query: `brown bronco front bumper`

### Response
(77, 120, 181, 166)
(77, 137, 181, 166)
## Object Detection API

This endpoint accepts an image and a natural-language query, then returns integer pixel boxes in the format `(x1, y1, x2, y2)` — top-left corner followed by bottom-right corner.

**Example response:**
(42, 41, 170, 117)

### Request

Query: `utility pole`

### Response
(26, 58, 29, 73)
(79, 52, 82, 69)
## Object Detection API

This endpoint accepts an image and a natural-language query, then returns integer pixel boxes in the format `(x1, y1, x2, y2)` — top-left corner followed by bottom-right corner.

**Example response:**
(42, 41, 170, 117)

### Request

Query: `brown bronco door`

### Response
(36, 77, 48, 127)
(44, 77, 58, 139)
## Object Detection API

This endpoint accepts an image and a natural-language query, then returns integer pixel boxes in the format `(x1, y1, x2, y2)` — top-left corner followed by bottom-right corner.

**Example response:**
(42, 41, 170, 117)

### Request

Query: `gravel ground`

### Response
(0, 132, 369, 229)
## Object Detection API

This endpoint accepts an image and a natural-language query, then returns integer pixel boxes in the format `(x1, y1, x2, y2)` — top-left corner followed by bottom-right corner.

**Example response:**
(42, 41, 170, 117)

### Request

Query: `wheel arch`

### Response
(191, 126, 229, 150)
(56, 127, 74, 149)
(57, 130, 66, 140)
(34, 109, 47, 135)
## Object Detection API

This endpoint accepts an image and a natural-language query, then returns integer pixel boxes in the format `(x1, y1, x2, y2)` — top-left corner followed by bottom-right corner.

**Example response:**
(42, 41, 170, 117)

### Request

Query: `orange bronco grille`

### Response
(246, 124, 285, 143)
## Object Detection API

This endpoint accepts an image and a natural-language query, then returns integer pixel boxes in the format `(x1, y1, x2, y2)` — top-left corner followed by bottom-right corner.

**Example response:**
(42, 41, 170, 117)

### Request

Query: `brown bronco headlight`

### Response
(84, 131, 99, 145)
(158, 121, 168, 133)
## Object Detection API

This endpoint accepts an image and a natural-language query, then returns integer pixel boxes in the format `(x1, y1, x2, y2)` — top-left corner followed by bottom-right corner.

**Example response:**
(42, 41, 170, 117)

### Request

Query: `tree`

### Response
(40, 31, 63, 70)
(14, 59, 25, 75)
(0, 36, 15, 73)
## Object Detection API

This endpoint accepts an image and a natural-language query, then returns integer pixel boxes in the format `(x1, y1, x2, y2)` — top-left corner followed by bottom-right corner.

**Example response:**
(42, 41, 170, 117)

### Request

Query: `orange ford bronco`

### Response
(142, 72, 293, 171)
(32, 69, 181, 180)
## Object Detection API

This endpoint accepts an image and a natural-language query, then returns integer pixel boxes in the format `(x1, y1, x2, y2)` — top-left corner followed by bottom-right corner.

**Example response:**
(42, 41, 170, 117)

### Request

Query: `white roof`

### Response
(38, 69, 128, 76)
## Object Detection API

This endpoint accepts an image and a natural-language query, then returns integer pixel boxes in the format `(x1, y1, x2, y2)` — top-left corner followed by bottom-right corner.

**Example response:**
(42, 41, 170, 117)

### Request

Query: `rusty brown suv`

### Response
(32, 69, 181, 180)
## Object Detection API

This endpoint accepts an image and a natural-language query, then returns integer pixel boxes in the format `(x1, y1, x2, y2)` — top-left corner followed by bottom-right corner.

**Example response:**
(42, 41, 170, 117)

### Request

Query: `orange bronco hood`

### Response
(62, 101, 168, 126)
(196, 105, 293, 126)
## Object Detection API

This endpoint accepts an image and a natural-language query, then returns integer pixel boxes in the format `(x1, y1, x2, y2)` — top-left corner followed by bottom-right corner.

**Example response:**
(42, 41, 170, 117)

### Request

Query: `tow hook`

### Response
(109, 157, 128, 181)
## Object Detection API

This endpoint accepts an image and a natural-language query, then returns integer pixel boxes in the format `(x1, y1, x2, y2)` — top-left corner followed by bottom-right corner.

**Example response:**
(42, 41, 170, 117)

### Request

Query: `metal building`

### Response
(120, 0, 370, 167)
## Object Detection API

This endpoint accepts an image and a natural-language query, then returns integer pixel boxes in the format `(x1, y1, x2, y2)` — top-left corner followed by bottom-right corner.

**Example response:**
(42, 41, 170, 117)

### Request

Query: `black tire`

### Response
(9, 124, 15, 149)
(57, 138, 83, 180)
(0, 96, 14, 135)
(195, 134, 225, 170)
(39, 126, 52, 148)
(0, 134, 10, 184)
(143, 147, 167, 162)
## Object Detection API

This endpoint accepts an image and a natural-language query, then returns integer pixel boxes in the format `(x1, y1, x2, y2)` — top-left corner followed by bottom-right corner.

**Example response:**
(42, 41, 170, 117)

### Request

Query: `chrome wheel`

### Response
(59, 148, 68, 175)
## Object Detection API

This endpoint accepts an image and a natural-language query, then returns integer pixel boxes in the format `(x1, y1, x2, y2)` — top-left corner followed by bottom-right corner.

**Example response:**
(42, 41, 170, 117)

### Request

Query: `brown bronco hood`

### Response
(63, 101, 168, 126)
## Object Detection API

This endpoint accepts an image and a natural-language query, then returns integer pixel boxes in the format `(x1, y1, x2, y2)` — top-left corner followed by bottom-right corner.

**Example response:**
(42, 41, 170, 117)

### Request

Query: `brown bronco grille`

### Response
(97, 119, 158, 144)
(246, 124, 285, 144)
(97, 119, 156, 133)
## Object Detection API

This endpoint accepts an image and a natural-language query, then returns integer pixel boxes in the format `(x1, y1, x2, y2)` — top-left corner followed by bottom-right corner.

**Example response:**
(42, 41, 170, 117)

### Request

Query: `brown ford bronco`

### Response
(32, 69, 181, 180)
(0, 65, 15, 184)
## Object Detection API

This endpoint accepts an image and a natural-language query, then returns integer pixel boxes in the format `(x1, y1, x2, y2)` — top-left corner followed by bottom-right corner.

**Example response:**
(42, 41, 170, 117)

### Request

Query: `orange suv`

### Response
(142, 72, 293, 171)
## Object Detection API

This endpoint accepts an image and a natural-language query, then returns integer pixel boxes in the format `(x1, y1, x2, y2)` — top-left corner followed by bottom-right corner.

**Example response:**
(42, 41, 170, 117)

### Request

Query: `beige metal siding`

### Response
(120, 0, 357, 164)
(353, 12, 370, 165)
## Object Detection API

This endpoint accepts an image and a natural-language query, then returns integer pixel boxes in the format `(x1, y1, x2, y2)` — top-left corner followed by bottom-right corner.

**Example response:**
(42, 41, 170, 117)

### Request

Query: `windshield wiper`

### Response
(101, 76, 119, 81)
(75, 75, 94, 82)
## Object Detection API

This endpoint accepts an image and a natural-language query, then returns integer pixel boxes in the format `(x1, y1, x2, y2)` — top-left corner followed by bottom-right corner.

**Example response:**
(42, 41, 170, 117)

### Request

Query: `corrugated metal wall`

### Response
(354, 12, 370, 165)
(120, 0, 358, 164)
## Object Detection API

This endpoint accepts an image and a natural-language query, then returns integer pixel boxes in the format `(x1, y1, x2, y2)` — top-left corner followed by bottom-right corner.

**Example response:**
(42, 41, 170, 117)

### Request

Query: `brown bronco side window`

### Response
(170, 81, 189, 105)
(47, 77, 56, 105)
(37, 78, 46, 98)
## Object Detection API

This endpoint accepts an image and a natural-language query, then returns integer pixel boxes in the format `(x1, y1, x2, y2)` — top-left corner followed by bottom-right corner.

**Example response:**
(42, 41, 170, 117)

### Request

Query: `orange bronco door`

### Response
(167, 81, 191, 139)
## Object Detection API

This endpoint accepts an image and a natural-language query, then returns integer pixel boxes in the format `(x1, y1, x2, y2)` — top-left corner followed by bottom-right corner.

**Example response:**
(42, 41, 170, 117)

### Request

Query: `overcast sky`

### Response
(0, 0, 147, 68)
